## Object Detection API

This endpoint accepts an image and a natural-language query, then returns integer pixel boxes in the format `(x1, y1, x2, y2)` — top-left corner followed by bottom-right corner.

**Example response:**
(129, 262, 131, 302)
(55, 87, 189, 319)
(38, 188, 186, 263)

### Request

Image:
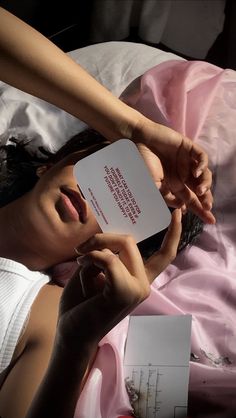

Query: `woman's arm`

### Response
(0, 213, 180, 418)
(2, 211, 179, 418)
(0, 284, 63, 418)
(0, 7, 215, 223)
(0, 7, 139, 141)
(24, 343, 95, 418)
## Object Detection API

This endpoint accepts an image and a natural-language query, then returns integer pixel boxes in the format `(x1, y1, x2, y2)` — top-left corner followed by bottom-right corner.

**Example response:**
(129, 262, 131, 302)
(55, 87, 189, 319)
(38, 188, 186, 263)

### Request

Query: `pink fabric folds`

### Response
(74, 60, 236, 418)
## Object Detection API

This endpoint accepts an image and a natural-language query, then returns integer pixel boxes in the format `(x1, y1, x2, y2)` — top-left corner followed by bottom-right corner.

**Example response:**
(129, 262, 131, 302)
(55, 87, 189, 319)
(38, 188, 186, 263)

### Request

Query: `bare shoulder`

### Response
(0, 283, 63, 418)
(4, 282, 63, 369)
(17, 282, 63, 353)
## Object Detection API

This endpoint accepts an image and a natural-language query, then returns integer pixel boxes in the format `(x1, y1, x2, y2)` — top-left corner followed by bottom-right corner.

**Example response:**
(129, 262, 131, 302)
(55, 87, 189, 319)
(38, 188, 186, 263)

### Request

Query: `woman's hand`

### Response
(132, 119, 215, 224)
(58, 210, 182, 351)
(24, 212, 181, 418)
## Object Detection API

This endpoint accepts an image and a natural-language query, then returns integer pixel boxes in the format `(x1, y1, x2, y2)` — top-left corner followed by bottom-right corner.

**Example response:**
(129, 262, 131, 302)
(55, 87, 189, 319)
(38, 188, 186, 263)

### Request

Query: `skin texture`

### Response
(0, 7, 215, 224)
(0, 7, 215, 415)
(0, 151, 101, 270)
(0, 284, 63, 418)
(0, 149, 182, 418)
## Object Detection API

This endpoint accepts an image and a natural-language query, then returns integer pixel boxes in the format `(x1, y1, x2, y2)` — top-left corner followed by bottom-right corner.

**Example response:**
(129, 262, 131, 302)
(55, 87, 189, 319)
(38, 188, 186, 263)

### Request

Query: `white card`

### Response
(73, 139, 171, 243)
(124, 315, 192, 418)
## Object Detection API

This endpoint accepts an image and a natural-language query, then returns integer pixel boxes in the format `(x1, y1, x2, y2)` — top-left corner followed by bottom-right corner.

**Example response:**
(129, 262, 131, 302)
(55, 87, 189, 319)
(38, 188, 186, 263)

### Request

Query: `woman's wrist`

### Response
(98, 100, 143, 142)
(49, 336, 98, 393)
(132, 115, 158, 144)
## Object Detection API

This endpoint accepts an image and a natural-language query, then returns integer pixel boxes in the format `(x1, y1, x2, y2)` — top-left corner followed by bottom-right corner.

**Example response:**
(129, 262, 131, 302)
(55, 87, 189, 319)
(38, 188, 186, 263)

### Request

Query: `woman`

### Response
(0, 130, 182, 418)
(0, 7, 215, 225)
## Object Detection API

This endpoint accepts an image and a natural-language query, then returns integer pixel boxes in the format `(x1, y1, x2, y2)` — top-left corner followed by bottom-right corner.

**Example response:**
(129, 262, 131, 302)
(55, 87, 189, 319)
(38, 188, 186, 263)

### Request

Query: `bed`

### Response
(0, 41, 235, 418)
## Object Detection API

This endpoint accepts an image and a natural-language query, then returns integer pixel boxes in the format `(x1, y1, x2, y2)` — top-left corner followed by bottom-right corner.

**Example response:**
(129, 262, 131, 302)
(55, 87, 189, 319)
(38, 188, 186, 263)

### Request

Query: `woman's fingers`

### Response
(77, 233, 146, 278)
(166, 137, 214, 222)
(145, 209, 182, 282)
(190, 141, 208, 178)
(62, 211, 183, 320)
(187, 167, 213, 211)
(195, 168, 212, 197)
(198, 189, 213, 211)
(168, 180, 215, 224)
(59, 264, 86, 314)
(185, 188, 215, 224)
(78, 249, 127, 280)
(77, 249, 150, 305)
(187, 146, 214, 216)
(78, 262, 105, 298)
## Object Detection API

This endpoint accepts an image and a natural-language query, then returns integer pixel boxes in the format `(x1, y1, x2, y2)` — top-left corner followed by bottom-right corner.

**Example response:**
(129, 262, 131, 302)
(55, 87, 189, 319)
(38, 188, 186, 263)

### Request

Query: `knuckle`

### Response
(105, 253, 118, 267)
(142, 284, 151, 300)
(101, 248, 112, 254)
(135, 282, 151, 303)
(123, 234, 136, 248)
(93, 233, 101, 242)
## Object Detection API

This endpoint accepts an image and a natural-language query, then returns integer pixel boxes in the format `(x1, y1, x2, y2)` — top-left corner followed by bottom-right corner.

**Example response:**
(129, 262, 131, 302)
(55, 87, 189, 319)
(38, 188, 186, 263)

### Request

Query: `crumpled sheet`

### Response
(73, 60, 236, 418)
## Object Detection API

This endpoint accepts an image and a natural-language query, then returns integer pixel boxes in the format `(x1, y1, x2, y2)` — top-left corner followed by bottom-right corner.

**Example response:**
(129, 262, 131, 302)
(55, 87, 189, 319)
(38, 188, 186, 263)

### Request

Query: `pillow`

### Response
(0, 41, 183, 155)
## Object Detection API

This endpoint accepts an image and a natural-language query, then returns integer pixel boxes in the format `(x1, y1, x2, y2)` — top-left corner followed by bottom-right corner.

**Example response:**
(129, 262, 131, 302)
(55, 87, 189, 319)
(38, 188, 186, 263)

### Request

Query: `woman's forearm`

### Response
(0, 9, 215, 224)
(0, 7, 142, 141)
(25, 342, 96, 418)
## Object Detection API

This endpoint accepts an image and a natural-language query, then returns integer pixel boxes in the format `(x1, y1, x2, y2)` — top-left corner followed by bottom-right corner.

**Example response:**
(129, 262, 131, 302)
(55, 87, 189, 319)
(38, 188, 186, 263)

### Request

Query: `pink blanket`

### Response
(72, 60, 236, 418)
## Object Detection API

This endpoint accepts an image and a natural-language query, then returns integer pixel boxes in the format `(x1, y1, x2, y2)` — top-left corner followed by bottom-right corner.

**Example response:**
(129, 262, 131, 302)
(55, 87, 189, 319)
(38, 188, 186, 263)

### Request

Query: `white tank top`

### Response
(0, 257, 49, 373)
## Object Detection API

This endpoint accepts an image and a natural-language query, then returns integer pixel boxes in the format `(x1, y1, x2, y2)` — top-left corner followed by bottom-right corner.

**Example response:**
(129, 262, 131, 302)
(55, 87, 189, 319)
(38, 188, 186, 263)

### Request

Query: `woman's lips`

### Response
(58, 187, 88, 223)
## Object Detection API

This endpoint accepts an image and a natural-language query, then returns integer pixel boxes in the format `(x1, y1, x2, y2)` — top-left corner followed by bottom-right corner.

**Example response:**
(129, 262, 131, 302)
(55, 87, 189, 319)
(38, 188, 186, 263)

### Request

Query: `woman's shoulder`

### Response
(0, 283, 63, 416)
(16, 282, 63, 352)
(1, 283, 63, 384)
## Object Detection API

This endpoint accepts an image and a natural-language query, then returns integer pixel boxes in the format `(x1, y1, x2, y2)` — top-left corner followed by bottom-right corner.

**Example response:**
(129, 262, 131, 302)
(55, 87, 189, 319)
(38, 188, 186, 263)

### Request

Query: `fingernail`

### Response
(195, 170, 202, 178)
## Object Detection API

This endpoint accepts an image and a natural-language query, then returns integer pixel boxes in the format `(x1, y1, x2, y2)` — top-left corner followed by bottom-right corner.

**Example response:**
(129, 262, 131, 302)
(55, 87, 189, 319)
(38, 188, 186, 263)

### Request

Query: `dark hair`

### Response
(0, 129, 203, 256)
(0, 129, 110, 208)
(138, 209, 203, 258)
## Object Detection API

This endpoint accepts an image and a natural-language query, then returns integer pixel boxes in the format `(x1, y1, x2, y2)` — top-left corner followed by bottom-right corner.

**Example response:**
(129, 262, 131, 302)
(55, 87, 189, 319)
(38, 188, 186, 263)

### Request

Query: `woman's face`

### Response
(26, 151, 101, 267)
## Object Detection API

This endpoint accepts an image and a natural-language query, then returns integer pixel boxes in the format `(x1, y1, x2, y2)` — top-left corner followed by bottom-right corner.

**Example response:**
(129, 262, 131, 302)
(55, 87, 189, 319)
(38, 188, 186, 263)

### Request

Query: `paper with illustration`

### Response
(124, 315, 192, 418)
